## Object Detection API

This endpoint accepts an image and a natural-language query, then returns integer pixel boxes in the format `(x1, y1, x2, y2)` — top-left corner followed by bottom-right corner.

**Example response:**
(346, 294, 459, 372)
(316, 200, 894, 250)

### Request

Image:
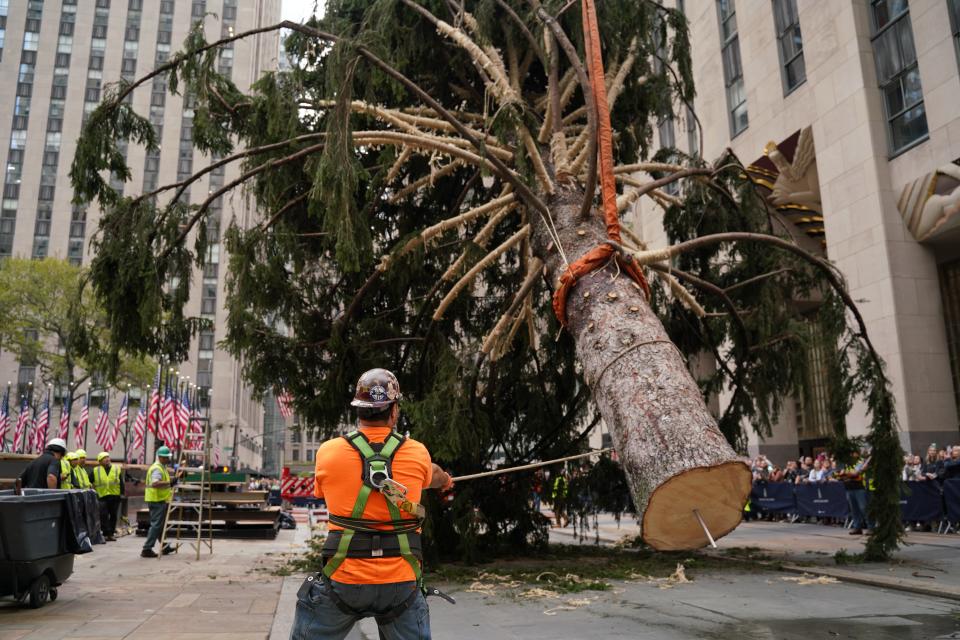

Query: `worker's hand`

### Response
(441, 470, 454, 491)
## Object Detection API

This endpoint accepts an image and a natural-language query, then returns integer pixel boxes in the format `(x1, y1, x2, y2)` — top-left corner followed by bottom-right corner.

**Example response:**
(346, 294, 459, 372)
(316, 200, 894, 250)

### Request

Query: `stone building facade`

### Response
(629, 0, 960, 462)
(0, 0, 281, 470)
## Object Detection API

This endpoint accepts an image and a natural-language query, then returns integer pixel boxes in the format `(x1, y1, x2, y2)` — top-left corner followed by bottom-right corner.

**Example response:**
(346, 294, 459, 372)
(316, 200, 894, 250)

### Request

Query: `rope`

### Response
(450, 448, 613, 482)
(551, 0, 649, 328)
(589, 339, 684, 388)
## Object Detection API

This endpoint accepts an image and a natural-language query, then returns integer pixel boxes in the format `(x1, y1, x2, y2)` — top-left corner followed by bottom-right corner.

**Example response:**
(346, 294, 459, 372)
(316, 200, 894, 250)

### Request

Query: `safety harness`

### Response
(312, 429, 452, 625)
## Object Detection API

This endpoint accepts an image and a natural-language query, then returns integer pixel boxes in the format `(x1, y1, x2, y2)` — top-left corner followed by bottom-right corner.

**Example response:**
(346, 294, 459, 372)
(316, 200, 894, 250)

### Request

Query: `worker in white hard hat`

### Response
(19, 438, 68, 489)
(93, 452, 124, 541)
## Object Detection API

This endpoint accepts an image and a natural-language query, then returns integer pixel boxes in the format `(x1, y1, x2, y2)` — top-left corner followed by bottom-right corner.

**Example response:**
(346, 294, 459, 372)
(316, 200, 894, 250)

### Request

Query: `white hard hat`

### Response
(47, 438, 68, 452)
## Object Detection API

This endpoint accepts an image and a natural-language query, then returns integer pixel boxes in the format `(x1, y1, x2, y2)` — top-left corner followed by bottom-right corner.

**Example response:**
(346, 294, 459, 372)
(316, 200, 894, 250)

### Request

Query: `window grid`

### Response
(1, 4, 45, 257)
(949, 0, 960, 68)
(716, 0, 748, 137)
(869, 0, 929, 156)
(0, 0, 8, 62)
(772, 0, 806, 94)
(33, 3, 81, 259)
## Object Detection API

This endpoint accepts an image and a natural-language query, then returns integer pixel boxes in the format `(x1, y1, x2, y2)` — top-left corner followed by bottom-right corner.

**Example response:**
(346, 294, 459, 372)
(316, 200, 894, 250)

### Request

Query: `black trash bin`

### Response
(0, 489, 76, 608)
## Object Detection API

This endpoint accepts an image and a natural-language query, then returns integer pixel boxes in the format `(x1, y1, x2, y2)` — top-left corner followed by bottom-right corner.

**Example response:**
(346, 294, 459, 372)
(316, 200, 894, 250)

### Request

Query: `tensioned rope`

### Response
(551, 0, 650, 327)
(450, 448, 613, 482)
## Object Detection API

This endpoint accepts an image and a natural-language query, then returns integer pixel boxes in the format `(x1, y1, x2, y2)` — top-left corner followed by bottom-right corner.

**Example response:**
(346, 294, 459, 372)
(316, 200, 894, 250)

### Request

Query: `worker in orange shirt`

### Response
(291, 368, 454, 640)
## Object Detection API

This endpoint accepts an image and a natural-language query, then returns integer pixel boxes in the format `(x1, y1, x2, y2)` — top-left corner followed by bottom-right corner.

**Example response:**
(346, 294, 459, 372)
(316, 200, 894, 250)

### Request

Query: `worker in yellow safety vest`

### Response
(141, 446, 176, 558)
(61, 453, 79, 489)
(60, 454, 75, 489)
(93, 452, 124, 541)
(73, 449, 93, 489)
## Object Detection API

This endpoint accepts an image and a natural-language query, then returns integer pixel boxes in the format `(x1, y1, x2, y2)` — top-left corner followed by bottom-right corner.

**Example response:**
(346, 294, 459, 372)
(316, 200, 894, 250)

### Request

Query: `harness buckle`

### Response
(371, 534, 383, 557)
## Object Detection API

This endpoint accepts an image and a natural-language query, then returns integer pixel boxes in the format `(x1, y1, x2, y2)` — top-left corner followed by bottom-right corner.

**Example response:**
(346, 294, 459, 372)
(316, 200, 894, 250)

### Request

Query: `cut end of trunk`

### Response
(641, 461, 751, 551)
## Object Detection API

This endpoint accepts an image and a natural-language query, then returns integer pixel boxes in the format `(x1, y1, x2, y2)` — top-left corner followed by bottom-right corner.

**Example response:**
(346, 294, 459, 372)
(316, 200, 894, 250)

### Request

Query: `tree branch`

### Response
(527, 0, 597, 219)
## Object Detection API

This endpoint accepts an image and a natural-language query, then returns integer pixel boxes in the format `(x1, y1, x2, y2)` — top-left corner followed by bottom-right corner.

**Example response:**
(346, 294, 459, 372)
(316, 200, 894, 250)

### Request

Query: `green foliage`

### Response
(69, 90, 157, 208)
(0, 258, 155, 398)
(69, 0, 903, 559)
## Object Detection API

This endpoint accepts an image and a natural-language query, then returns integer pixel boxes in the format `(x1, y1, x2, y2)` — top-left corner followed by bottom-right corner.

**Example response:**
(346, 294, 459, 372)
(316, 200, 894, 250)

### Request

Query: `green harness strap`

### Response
(323, 431, 422, 586)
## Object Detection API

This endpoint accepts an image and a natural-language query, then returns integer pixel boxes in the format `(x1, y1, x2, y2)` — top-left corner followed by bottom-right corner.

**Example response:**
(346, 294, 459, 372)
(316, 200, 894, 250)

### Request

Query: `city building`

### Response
(0, 0, 282, 470)
(629, 0, 960, 461)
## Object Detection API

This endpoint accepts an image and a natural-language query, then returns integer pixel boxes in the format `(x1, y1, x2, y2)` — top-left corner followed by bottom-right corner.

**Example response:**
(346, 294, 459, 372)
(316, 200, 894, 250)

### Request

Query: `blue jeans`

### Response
(143, 502, 167, 550)
(847, 488, 869, 530)
(291, 577, 430, 640)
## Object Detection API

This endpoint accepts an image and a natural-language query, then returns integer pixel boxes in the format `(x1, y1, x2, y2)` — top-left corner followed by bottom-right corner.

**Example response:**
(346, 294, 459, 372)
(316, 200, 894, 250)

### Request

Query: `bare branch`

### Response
(442, 203, 517, 281)
(260, 192, 310, 231)
(388, 160, 465, 204)
(421, 192, 516, 245)
(528, 0, 597, 219)
(434, 224, 531, 320)
(482, 257, 544, 356)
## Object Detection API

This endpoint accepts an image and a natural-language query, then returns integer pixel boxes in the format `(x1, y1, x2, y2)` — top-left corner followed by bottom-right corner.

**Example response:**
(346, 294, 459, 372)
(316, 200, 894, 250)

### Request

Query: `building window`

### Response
(870, 0, 928, 155)
(716, 0, 748, 137)
(291, 448, 300, 462)
(772, 0, 805, 93)
(949, 0, 960, 67)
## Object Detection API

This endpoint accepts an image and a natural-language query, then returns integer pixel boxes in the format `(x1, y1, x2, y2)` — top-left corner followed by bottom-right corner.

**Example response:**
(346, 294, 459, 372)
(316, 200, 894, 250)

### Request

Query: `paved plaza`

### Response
(3, 518, 960, 639)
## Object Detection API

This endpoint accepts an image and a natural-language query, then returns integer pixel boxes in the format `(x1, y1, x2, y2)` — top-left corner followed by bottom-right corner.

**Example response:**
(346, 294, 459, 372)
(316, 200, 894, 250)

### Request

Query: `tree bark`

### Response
(529, 183, 750, 550)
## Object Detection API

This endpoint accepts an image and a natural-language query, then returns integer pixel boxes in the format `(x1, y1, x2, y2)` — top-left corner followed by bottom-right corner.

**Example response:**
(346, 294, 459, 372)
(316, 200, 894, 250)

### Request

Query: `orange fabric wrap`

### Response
(551, 0, 649, 327)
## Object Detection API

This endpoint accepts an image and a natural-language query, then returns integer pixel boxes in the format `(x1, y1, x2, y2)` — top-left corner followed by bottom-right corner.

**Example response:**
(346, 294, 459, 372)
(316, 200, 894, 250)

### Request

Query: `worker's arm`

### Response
(148, 467, 172, 489)
(427, 463, 454, 490)
(46, 459, 61, 488)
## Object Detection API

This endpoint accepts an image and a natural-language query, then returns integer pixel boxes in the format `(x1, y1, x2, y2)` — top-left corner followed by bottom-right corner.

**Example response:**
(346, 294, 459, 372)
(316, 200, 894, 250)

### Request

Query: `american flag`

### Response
(58, 393, 71, 440)
(277, 389, 294, 419)
(13, 398, 29, 453)
(159, 383, 177, 446)
(32, 393, 50, 454)
(105, 393, 127, 453)
(0, 389, 10, 452)
(146, 367, 161, 436)
(177, 388, 191, 445)
(94, 395, 111, 450)
(76, 393, 89, 449)
(213, 428, 222, 466)
(130, 405, 146, 464)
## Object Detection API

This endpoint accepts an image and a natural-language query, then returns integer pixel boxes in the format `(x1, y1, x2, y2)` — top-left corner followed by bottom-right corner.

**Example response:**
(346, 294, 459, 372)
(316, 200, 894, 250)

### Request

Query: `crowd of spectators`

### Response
(751, 454, 844, 484)
(902, 444, 960, 482)
(748, 444, 960, 533)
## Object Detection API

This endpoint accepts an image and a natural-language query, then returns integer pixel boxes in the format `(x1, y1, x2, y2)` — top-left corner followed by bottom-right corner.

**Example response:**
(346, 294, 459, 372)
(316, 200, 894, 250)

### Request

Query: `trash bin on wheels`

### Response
(0, 489, 76, 608)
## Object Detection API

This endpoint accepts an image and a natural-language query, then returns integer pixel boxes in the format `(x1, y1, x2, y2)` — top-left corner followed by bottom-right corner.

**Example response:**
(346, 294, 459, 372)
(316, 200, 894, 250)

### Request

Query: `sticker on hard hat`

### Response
(370, 385, 388, 402)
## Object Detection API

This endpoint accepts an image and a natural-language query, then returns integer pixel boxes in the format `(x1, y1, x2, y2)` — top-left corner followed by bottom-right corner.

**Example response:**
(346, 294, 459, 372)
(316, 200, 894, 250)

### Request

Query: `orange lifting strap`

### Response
(551, 0, 650, 327)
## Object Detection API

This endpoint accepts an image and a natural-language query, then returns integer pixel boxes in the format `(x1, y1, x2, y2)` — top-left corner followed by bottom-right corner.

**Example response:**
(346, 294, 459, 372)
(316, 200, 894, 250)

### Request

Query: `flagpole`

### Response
(2, 382, 9, 452)
(83, 388, 90, 452)
(122, 384, 131, 462)
(153, 361, 163, 458)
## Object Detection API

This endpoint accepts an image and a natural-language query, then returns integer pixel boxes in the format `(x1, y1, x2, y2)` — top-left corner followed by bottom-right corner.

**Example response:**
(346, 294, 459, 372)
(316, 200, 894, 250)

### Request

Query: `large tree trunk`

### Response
(529, 184, 751, 550)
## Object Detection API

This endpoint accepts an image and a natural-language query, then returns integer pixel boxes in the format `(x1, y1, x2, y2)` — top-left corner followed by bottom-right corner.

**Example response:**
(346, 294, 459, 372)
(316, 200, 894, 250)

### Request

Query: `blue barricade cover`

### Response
(750, 482, 796, 513)
(795, 482, 849, 519)
(899, 481, 943, 522)
(944, 479, 960, 522)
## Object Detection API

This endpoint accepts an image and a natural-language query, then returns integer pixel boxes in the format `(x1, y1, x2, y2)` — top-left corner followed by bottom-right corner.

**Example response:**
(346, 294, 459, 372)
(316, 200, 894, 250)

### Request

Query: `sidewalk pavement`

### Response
(5, 514, 960, 639)
(0, 528, 302, 640)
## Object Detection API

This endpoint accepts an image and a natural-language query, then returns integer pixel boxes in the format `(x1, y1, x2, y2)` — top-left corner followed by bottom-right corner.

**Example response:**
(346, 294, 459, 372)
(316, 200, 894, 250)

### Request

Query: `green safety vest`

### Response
(144, 462, 172, 503)
(323, 431, 423, 587)
(74, 464, 92, 489)
(60, 459, 73, 489)
(93, 464, 122, 498)
(552, 475, 568, 500)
